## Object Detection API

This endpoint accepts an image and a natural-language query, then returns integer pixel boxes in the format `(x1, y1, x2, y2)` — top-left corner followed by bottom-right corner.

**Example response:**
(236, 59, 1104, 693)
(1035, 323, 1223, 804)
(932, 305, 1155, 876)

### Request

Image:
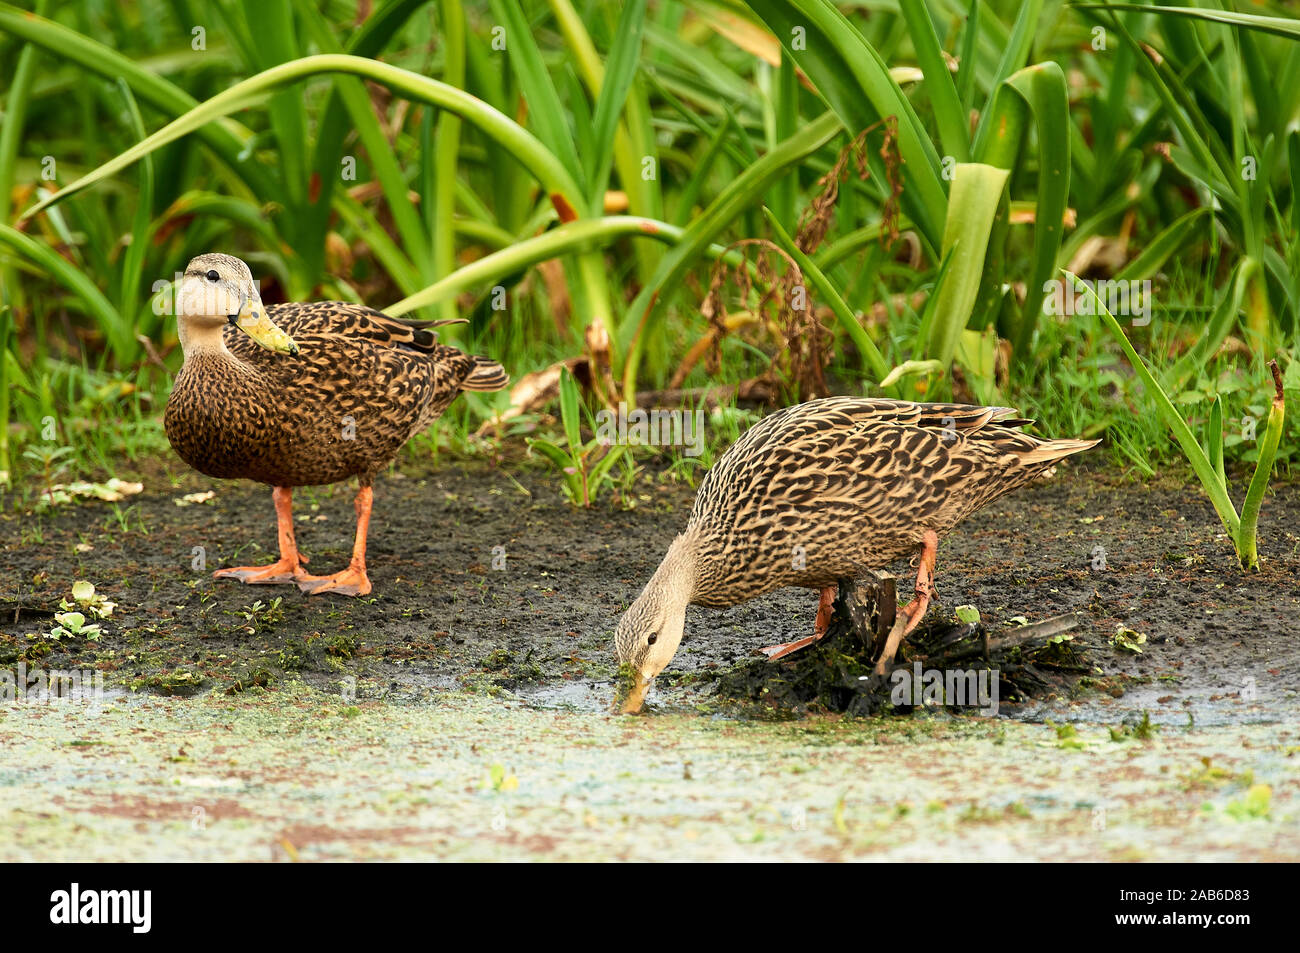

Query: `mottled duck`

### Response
(165, 253, 508, 596)
(615, 397, 1099, 712)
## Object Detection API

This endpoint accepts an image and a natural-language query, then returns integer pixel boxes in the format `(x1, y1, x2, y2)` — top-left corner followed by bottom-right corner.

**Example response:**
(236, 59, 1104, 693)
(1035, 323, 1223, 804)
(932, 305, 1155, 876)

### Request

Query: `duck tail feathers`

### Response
(1019, 437, 1101, 478)
(461, 356, 510, 392)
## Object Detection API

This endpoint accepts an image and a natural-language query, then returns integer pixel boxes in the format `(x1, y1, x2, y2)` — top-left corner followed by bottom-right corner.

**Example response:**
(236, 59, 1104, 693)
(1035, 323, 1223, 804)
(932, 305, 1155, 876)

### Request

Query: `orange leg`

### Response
(758, 585, 837, 660)
(873, 530, 939, 675)
(214, 486, 310, 585)
(296, 486, 374, 597)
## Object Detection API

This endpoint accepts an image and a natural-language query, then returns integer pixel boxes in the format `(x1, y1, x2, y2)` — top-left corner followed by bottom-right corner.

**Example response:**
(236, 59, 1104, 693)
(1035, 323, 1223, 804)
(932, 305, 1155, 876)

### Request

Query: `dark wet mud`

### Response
(3, 457, 1299, 719)
(2, 456, 1298, 859)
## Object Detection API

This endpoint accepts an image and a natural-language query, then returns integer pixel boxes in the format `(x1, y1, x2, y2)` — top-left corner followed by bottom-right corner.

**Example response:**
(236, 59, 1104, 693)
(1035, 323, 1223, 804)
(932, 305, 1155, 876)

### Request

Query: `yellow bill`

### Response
(234, 302, 298, 355)
(619, 673, 652, 714)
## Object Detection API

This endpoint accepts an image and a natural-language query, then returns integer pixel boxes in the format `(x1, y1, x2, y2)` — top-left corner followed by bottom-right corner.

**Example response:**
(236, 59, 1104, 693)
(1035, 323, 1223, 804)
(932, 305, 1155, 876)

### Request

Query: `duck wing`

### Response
(687, 397, 1096, 595)
(225, 302, 508, 395)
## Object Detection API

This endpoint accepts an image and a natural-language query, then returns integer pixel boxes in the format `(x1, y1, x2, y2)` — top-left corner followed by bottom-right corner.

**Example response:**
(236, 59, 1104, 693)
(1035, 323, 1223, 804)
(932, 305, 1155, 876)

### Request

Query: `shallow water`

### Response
(3, 461, 1298, 859)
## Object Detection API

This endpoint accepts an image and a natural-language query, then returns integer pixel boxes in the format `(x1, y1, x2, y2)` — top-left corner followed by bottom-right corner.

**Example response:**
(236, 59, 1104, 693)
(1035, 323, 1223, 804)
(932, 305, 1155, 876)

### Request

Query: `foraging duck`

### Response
(615, 397, 1098, 712)
(164, 253, 508, 596)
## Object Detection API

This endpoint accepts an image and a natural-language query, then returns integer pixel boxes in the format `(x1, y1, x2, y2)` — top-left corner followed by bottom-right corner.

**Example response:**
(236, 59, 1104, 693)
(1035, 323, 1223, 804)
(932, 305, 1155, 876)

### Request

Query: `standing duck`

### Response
(164, 253, 508, 596)
(615, 397, 1098, 712)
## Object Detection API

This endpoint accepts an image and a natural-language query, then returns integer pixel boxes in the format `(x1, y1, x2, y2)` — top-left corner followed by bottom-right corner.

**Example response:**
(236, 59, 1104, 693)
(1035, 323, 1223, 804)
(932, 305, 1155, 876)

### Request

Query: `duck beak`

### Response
(620, 673, 652, 714)
(232, 299, 298, 355)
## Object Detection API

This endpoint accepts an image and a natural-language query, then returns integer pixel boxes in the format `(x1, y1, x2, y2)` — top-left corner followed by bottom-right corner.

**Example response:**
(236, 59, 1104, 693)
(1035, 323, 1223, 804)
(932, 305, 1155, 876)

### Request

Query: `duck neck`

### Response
(646, 530, 700, 610)
(177, 316, 233, 364)
(177, 319, 261, 385)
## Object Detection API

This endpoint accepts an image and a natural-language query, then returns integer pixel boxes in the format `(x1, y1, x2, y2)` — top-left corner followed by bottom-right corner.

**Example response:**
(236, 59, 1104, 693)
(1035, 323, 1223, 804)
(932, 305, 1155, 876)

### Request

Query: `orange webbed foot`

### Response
(214, 558, 309, 586)
(296, 565, 372, 597)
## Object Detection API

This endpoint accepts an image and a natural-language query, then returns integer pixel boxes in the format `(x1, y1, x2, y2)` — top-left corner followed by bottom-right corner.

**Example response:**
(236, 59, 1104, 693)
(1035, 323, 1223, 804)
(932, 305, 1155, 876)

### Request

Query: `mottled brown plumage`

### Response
(616, 396, 1099, 711)
(165, 253, 508, 596)
(166, 298, 506, 487)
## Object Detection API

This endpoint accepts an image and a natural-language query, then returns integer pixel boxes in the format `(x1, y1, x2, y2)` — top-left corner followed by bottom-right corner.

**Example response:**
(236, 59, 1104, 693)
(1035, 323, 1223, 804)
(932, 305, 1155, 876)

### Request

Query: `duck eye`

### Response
(647, 633, 658, 645)
(205, 270, 220, 282)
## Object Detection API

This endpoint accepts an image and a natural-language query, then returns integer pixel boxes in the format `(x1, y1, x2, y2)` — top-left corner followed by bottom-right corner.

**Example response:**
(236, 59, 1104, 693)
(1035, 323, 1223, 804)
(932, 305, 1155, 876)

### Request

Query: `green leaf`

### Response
(385, 216, 690, 317)
(1163, 259, 1257, 392)
(18, 54, 585, 230)
(986, 0, 1042, 91)
(927, 163, 1009, 371)
(1071, 270, 1241, 542)
(0, 1, 276, 200)
(1114, 208, 1213, 283)
(1007, 62, 1070, 358)
(559, 367, 582, 457)
(1208, 394, 1226, 491)
(1237, 365, 1286, 570)
(0, 225, 122, 351)
(899, 0, 969, 162)
(488, 0, 588, 205)
(584, 0, 647, 210)
(588, 444, 628, 490)
(1074, 4, 1300, 42)
(428, 0, 467, 320)
(112, 78, 151, 360)
(528, 439, 574, 470)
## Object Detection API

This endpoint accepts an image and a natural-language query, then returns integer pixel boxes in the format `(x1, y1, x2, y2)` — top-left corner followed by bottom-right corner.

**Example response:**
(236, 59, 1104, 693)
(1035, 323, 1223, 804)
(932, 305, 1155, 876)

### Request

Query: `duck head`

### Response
(176, 253, 297, 355)
(614, 533, 696, 713)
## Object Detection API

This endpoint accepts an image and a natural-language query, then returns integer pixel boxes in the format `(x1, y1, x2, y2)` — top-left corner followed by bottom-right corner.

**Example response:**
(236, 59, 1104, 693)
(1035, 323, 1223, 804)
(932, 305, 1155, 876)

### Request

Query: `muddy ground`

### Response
(2, 454, 1298, 860)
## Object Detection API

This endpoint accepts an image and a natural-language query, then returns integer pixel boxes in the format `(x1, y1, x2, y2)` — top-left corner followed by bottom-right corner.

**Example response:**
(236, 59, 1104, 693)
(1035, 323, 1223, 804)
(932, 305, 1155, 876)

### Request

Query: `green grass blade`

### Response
(1208, 394, 1226, 491)
(114, 79, 152, 340)
(1163, 258, 1257, 392)
(1088, 11, 1234, 195)
(1113, 207, 1212, 283)
(295, 0, 430, 285)
(559, 367, 582, 456)
(1007, 62, 1071, 358)
(295, 3, 431, 276)
(0, 1, 276, 199)
(243, 0, 309, 210)
(161, 191, 283, 250)
(332, 195, 423, 297)
(0, 0, 48, 228)
(385, 216, 688, 317)
(430, 0, 467, 322)
(1071, 270, 1241, 540)
(956, 0, 980, 116)
(488, 0, 587, 205)
(0, 224, 122, 346)
(549, 0, 662, 283)
(1074, 4, 1300, 41)
(986, 0, 1042, 91)
(583, 0, 646, 211)
(1236, 364, 1286, 570)
(0, 0, 49, 480)
(17, 55, 585, 228)
(899, 0, 970, 162)
(927, 163, 1009, 372)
